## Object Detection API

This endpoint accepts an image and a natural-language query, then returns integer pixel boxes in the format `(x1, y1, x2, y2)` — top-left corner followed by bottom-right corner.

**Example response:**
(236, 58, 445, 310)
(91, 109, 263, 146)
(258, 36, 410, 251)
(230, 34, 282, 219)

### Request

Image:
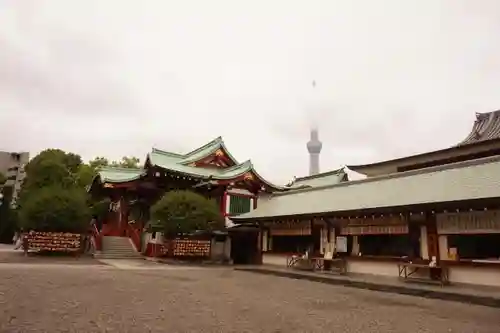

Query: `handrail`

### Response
(92, 224, 102, 251)
(126, 223, 142, 252)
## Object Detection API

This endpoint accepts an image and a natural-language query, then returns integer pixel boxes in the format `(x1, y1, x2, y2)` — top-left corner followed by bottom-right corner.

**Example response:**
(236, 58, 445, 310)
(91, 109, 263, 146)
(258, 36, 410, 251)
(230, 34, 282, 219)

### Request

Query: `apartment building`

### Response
(0, 151, 29, 207)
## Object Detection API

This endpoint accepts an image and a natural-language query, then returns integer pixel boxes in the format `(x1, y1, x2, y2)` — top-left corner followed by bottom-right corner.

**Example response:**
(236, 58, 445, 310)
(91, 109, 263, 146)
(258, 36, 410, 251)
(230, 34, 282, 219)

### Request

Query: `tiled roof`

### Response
(150, 137, 239, 166)
(457, 110, 500, 145)
(96, 167, 145, 183)
(148, 150, 285, 190)
(93, 137, 284, 191)
(346, 110, 500, 173)
(232, 155, 500, 220)
(286, 168, 347, 189)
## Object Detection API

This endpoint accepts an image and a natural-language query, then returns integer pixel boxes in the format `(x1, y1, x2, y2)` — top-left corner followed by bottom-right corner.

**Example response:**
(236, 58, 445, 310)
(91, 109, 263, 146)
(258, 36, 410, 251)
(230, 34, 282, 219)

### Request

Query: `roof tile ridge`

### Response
(184, 137, 223, 157)
(222, 159, 252, 172)
(295, 167, 345, 181)
(278, 155, 500, 197)
(98, 166, 144, 172)
(151, 147, 184, 157)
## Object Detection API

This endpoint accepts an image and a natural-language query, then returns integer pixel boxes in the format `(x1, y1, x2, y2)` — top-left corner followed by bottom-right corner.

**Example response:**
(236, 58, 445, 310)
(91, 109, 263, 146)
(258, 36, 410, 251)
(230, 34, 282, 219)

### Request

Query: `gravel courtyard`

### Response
(0, 259, 499, 333)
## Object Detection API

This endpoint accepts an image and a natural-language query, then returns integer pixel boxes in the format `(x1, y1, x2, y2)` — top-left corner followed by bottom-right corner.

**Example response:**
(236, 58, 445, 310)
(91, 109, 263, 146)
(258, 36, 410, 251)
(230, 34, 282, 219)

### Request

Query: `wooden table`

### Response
(398, 262, 449, 286)
(313, 257, 347, 274)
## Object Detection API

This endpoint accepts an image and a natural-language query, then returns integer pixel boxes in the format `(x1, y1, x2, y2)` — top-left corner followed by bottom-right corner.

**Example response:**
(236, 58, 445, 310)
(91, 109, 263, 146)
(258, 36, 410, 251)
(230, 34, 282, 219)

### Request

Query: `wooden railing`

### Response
(92, 224, 102, 251)
(126, 223, 142, 252)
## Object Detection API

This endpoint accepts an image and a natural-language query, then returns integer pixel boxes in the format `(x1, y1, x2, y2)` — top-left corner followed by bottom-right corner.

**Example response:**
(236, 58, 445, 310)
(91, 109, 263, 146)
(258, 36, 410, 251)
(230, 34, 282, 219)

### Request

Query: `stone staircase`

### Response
(94, 236, 143, 259)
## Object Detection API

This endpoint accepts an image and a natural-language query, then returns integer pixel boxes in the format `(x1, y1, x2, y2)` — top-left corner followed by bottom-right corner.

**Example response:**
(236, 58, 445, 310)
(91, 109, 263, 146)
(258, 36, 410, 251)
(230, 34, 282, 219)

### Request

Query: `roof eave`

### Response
(347, 137, 500, 175)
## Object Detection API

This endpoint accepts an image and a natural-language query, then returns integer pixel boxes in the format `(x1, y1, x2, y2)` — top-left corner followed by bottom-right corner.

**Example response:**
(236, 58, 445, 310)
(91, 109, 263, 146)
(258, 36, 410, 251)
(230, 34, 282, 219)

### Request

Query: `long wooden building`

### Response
(232, 110, 500, 287)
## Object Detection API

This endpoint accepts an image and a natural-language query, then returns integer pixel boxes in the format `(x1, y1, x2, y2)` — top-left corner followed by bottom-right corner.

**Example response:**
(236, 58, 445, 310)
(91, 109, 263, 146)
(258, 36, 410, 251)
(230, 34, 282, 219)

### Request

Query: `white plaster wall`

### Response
(210, 240, 226, 260)
(225, 194, 232, 227)
(262, 230, 268, 251)
(143, 231, 164, 246)
(449, 267, 500, 287)
(227, 188, 254, 196)
(438, 235, 450, 260)
(351, 236, 360, 255)
(347, 260, 397, 277)
(263, 253, 288, 267)
(420, 226, 429, 260)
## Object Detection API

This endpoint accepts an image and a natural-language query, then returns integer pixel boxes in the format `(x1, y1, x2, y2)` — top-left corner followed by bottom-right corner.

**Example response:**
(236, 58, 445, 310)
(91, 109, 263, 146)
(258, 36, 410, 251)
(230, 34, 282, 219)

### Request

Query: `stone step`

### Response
(98, 236, 142, 259)
(94, 253, 143, 259)
(102, 244, 136, 248)
(102, 250, 138, 253)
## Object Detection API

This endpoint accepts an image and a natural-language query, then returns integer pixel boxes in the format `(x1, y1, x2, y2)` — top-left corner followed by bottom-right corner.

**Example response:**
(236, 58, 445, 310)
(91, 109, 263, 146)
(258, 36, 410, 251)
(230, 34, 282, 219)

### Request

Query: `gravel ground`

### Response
(0, 261, 499, 333)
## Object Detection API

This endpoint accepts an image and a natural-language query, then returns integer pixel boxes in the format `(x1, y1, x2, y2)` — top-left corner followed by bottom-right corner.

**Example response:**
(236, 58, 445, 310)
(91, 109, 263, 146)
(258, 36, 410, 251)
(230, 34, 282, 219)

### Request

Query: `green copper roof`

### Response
(95, 167, 145, 183)
(148, 152, 285, 190)
(286, 168, 348, 190)
(180, 136, 239, 165)
(150, 137, 239, 166)
(232, 155, 500, 220)
(91, 137, 284, 191)
(145, 137, 285, 190)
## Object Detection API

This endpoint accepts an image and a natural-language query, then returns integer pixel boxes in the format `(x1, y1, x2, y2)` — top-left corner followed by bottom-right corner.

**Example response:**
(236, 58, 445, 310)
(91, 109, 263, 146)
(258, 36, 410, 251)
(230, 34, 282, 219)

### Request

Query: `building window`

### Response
(271, 235, 313, 253)
(447, 234, 500, 260)
(358, 234, 412, 257)
(229, 195, 251, 215)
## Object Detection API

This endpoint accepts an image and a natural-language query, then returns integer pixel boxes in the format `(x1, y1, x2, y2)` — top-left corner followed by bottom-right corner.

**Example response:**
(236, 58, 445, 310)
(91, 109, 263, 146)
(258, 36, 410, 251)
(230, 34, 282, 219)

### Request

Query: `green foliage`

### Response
(21, 149, 83, 199)
(89, 156, 140, 170)
(17, 149, 93, 233)
(111, 156, 141, 169)
(0, 185, 16, 242)
(25, 149, 82, 176)
(88, 157, 109, 170)
(76, 164, 96, 188)
(0, 172, 6, 186)
(151, 190, 224, 236)
(18, 186, 90, 233)
(89, 198, 110, 220)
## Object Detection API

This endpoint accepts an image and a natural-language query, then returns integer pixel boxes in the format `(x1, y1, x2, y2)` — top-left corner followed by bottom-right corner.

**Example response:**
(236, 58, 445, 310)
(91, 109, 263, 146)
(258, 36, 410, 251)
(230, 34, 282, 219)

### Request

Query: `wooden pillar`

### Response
(426, 212, 440, 261)
(257, 222, 264, 264)
(220, 189, 228, 216)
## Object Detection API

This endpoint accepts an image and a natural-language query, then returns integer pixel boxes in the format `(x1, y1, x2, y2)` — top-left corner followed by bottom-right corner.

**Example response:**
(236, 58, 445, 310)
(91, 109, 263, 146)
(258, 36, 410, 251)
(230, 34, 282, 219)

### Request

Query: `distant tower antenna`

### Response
(307, 80, 322, 176)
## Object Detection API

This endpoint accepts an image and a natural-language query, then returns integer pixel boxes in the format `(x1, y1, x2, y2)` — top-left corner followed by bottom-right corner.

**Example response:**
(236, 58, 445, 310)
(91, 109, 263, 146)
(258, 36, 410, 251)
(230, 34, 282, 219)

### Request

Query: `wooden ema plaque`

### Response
(173, 239, 211, 257)
(27, 232, 81, 252)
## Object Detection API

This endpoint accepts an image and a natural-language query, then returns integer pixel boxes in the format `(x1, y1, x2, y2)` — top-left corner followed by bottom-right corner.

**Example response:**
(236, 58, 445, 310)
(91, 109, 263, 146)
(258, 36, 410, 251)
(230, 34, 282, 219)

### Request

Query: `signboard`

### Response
(340, 224, 408, 235)
(437, 210, 500, 234)
(269, 221, 311, 236)
(336, 236, 348, 253)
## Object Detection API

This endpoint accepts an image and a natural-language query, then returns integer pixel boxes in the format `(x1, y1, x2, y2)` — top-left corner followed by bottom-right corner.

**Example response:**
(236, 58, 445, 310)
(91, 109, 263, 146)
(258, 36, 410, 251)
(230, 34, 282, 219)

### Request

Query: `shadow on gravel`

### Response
(237, 268, 500, 309)
(0, 250, 104, 265)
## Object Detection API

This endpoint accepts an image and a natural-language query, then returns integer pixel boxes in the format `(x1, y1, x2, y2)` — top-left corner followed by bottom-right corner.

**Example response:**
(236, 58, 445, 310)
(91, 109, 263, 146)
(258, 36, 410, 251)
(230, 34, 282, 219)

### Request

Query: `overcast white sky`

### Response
(1, 0, 500, 184)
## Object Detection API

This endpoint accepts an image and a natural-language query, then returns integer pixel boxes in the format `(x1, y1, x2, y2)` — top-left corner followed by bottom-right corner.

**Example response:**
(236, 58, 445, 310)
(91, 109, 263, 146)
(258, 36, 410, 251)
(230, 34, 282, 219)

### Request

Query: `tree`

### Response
(18, 186, 90, 233)
(0, 185, 16, 243)
(88, 157, 109, 170)
(0, 172, 6, 186)
(76, 163, 96, 189)
(151, 190, 224, 237)
(25, 149, 82, 176)
(110, 156, 141, 169)
(16, 149, 92, 234)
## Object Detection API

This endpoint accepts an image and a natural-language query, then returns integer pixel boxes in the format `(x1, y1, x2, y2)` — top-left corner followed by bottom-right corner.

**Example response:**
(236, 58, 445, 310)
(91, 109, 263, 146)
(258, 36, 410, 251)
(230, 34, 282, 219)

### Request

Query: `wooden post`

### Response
(426, 212, 440, 262)
(258, 222, 264, 265)
(23, 234, 28, 257)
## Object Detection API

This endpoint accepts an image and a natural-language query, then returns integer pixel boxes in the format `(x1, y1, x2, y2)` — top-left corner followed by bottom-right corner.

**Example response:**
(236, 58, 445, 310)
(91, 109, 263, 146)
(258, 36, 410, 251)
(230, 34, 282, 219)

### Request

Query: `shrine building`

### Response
(89, 137, 286, 263)
(232, 110, 500, 287)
